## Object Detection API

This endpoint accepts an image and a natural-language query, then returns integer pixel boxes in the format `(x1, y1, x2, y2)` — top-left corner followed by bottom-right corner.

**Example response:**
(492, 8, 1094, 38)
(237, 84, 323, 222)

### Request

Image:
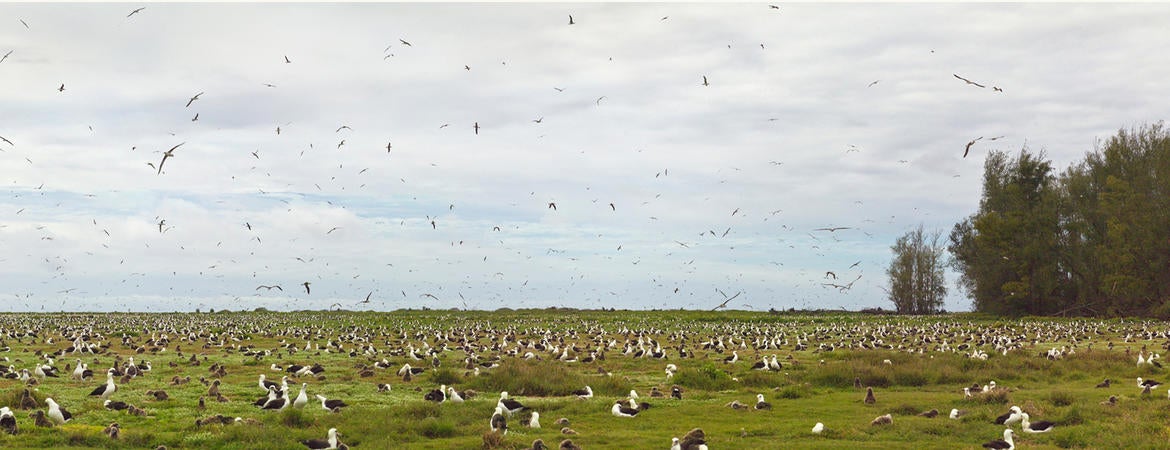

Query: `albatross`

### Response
(89, 368, 117, 399)
(301, 428, 340, 449)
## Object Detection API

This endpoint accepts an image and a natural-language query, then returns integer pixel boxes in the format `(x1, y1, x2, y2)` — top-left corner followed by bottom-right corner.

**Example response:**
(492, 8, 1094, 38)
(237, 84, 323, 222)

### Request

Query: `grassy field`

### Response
(0, 310, 1168, 449)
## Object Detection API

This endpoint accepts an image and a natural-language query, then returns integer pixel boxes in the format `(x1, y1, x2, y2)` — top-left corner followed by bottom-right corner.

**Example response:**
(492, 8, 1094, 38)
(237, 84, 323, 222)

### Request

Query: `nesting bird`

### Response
(1020, 413, 1055, 433)
(103, 422, 120, 439)
(871, 414, 893, 425)
(754, 393, 771, 410)
(863, 386, 876, 404)
(0, 406, 16, 435)
(982, 428, 1015, 450)
(490, 405, 507, 435)
(300, 427, 340, 449)
(611, 400, 639, 417)
(811, 422, 824, 434)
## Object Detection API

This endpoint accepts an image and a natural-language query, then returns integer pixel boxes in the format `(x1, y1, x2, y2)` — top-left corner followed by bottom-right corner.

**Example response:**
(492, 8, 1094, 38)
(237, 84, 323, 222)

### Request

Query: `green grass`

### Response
(0, 310, 1168, 449)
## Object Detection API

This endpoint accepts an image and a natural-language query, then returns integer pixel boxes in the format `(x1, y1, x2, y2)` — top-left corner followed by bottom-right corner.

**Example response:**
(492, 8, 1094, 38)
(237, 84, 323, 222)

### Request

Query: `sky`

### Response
(1, 2, 1168, 313)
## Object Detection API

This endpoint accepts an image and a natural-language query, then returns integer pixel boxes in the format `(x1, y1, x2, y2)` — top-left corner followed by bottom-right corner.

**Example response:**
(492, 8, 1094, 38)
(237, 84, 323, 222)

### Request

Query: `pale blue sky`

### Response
(1, 3, 1168, 312)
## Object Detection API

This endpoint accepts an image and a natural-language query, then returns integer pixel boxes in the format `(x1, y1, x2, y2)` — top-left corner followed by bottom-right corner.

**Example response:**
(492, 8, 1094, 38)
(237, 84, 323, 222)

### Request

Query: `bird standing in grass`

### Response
(294, 383, 309, 409)
(45, 398, 71, 425)
(90, 367, 116, 397)
(863, 386, 876, 404)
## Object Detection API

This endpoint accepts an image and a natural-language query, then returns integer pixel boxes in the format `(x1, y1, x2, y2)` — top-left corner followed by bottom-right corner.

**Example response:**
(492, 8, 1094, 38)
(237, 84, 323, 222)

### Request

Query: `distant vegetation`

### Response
(886, 224, 948, 314)
(947, 122, 1170, 317)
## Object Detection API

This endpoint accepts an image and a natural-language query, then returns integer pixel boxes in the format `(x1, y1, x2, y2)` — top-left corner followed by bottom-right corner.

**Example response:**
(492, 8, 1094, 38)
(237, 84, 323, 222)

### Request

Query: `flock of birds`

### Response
(1, 3, 1018, 315)
(0, 312, 1167, 448)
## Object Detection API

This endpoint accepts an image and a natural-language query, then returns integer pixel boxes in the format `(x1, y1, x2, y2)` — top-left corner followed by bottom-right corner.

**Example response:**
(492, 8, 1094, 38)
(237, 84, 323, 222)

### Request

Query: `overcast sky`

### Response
(1, 3, 1167, 313)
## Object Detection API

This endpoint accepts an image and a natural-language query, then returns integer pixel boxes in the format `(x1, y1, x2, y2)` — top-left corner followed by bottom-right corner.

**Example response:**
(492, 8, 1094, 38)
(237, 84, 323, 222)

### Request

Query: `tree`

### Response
(948, 148, 1063, 316)
(887, 225, 947, 314)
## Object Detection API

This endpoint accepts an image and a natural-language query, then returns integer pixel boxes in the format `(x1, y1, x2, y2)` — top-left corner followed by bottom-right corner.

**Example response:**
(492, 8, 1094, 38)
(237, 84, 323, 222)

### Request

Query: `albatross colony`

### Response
(0, 312, 1165, 447)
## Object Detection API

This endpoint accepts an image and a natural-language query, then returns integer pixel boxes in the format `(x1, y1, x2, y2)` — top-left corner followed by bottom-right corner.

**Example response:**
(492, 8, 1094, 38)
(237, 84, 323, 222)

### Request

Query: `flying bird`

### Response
(186, 92, 203, 107)
(769, 4, 780, 9)
(157, 142, 183, 175)
(58, 84, 65, 92)
(284, 55, 291, 63)
(595, 96, 606, 105)
(533, 117, 544, 123)
(712, 291, 741, 311)
(126, 7, 145, 18)
(548, 202, 557, 211)
(868, 80, 880, 87)
(953, 73, 985, 88)
(0, 135, 12, 146)
(256, 285, 282, 291)
(399, 38, 412, 46)
(568, 15, 575, 25)
(191, 113, 199, 122)
(1, 50, 13, 64)
(813, 227, 851, 232)
(302, 282, 311, 295)
(473, 122, 480, 134)
(963, 137, 984, 158)
(702, 76, 709, 86)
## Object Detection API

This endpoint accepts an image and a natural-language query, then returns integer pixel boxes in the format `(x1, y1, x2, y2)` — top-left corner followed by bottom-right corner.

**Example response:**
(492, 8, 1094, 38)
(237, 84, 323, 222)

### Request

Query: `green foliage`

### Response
(887, 225, 948, 314)
(673, 362, 737, 391)
(952, 122, 1170, 316)
(428, 367, 463, 386)
(466, 359, 583, 396)
(418, 417, 456, 438)
(280, 408, 316, 428)
(1049, 390, 1076, 407)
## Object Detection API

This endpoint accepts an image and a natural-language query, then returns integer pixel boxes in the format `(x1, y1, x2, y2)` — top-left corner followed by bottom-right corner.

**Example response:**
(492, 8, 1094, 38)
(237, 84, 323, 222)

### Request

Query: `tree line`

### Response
(945, 122, 1170, 317)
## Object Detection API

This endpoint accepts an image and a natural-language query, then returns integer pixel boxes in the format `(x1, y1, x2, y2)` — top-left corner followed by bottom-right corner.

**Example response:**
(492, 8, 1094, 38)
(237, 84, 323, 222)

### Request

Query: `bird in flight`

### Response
(0, 135, 12, 146)
(609, 203, 615, 211)
(336, 125, 351, 132)
(302, 282, 311, 294)
(568, 15, 575, 25)
(386, 142, 392, 153)
(399, 38, 412, 47)
(157, 219, 166, 233)
(421, 293, 439, 300)
(952, 74, 985, 88)
(20, 19, 29, 29)
(702, 76, 709, 86)
(814, 227, 851, 232)
(473, 122, 480, 135)
(769, 5, 780, 9)
(58, 84, 65, 92)
(359, 292, 372, 304)
(126, 7, 145, 18)
(548, 202, 557, 211)
(256, 285, 282, 291)
(868, 80, 880, 88)
(533, 117, 544, 123)
(712, 291, 741, 311)
(993, 86, 1003, 92)
(596, 96, 607, 105)
(191, 113, 199, 122)
(186, 92, 203, 107)
(157, 142, 183, 175)
(326, 227, 341, 234)
(1, 50, 13, 64)
(284, 55, 291, 63)
(963, 137, 984, 158)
